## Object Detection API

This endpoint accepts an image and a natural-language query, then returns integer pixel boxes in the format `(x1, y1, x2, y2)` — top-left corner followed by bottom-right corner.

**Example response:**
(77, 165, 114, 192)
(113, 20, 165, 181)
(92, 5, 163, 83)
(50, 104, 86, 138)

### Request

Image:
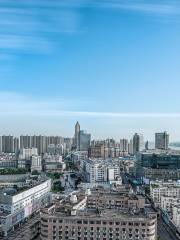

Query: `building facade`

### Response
(40, 189, 157, 240)
(155, 132, 169, 150)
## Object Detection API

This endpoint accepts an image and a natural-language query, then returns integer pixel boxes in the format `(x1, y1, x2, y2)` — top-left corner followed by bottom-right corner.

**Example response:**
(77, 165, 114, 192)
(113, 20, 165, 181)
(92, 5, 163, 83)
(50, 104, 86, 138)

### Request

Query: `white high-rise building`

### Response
(19, 148, 38, 160)
(85, 159, 120, 183)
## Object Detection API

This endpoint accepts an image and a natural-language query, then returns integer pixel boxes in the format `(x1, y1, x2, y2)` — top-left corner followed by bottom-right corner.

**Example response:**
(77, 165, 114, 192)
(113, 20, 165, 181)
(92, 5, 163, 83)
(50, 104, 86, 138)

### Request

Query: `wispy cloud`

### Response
(0, 91, 93, 115)
(0, 0, 86, 75)
(0, 0, 84, 62)
(0, 91, 180, 118)
(94, 0, 180, 15)
(1, 0, 180, 75)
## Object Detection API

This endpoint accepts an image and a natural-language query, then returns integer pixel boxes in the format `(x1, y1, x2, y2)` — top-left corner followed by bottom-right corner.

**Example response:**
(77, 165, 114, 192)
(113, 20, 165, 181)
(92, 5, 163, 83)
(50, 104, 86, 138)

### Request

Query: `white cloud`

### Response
(94, 0, 180, 15)
(0, 0, 83, 57)
(0, 91, 180, 118)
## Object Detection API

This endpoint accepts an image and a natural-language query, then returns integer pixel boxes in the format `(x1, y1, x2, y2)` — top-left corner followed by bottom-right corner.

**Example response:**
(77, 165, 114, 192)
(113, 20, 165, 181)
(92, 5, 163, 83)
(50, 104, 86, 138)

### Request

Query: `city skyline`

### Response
(0, 124, 174, 144)
(1, 0, 180, 139)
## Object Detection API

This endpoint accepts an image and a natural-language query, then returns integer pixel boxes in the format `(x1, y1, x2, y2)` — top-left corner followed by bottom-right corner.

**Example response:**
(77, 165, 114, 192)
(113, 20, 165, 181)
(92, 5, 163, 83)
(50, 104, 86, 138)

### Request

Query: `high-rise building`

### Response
(120, 139, 128, 152)
(133, 133, 144, 155)
(128, 139, 133, 155)
(155, 131, 169, 150)
(20, 135, 31, 149)
(88, 144, 108, 159)
(145, 141, 149, 150)
(74, 121, 80, 150)
(13, 137, 19, 154)
(0, 136, 2, 153)
(79, 130, 91, 151)
(1, 135, 14, 153)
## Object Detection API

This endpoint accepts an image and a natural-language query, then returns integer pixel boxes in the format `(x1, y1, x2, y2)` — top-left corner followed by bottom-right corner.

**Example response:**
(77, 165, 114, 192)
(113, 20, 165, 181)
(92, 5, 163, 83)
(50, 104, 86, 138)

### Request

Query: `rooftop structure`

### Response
(40, 187, 157, 240)
(0, 178, 51, 237)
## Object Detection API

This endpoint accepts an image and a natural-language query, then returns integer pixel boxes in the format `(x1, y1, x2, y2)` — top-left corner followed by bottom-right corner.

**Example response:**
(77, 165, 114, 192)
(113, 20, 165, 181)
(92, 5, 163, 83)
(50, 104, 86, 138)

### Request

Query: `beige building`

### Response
(40, 188, 157, 240)
(88, 145, 109, 159)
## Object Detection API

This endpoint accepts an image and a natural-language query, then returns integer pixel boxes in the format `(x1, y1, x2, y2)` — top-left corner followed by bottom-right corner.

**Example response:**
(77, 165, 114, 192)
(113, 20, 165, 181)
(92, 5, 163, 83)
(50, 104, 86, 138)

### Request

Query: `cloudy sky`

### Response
(1, 0, 180, 141)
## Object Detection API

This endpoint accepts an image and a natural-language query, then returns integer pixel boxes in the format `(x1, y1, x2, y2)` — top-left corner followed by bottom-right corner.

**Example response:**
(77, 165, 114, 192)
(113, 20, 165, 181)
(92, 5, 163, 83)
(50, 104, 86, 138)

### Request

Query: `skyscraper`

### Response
(155, 131, 169, 150)
(79, 130, 91, 151)
(20, 135, 31, 149)
(133, 133, 144, 155)
(74, 121, 80, 151)
(2, 135, 14, 153)
(128, 139, 133, 155)
(120, 139, 128, 152)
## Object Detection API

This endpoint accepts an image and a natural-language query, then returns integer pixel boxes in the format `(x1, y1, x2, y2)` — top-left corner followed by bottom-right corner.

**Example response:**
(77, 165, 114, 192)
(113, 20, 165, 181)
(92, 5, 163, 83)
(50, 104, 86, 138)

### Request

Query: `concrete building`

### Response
(19, 148, 38, 160)
(43, 154, 66, 172)
(75, 121, 80, 151)
(128, 139, 134, 155)
(18, 148, 39, 170)
(31, 155, 42, 173)
(120, 139, 128, 153)
(150, 180, 180, 207)
(1, 136, 14, 153)
(47, 144, 64, 155)
(172, 203, 180, 230)
(79, 130, 91, 151)
(133, 133, 144, 155)
(20, 135, 31, 149)
(160, 196, 179, 214)
(135, 150, 180, 182)
(13, 138, 19, 154)
(155, 132, 169, 150)
(84, 158, 121, 183)
(0, 153, 17, 169)
(40, 188, 157, 240)
(0, 179, 51, 237)
(88, 144, 108, 159)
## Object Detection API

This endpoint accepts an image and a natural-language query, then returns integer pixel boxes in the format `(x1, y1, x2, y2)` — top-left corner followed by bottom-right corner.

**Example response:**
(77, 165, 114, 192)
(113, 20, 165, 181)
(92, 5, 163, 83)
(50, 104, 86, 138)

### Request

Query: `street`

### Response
(2, 214, 40, 240)
(157, 216, 179, 240)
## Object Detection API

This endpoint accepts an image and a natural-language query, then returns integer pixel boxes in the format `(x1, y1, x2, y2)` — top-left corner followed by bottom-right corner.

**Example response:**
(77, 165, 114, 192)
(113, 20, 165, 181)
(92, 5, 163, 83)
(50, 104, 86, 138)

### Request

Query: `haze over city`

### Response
(1, 1, 180, 240)
(1, 0, 180, 139)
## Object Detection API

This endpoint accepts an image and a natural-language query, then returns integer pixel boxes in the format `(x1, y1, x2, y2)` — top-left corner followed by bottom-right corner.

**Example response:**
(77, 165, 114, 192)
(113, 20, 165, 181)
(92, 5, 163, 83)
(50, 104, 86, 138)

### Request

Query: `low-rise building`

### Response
(172, 203, 180, 230)
(150, 180, 180, 207)
(40, 188, 157, 240)
(0, 153, 17, 169)
(135, 150, 180, 182)
(43, 154, 66, 172)
(0, 178, 51, 237)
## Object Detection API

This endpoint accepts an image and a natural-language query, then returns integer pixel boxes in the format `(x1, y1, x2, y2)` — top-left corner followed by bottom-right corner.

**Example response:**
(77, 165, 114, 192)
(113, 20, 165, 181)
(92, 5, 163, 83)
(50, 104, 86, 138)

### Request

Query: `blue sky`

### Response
(1, 0, 180, 140)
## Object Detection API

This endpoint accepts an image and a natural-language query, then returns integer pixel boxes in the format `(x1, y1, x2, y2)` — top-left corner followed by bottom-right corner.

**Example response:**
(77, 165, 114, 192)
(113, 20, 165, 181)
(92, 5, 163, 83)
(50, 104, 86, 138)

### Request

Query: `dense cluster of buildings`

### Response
(0, 135, 73, 155)
(83, 158, 121, 184)
(150, 180, 180, 232)
(1, 122, 180, 239)
(0, 148, 66, 174)
(40, 187, 157, 240)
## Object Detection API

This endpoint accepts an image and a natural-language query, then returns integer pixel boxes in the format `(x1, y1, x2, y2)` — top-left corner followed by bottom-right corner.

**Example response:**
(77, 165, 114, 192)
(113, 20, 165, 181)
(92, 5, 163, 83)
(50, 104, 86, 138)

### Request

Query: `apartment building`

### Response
(150, 180, 180, 207)
(40, 188, 157, 240)
(0, 179, 51, 237)
(84, 159, 120, 183)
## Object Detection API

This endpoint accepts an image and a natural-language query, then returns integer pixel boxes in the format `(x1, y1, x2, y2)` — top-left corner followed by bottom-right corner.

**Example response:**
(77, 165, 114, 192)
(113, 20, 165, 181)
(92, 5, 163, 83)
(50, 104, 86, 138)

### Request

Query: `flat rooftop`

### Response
(49, 207, 156, 221)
